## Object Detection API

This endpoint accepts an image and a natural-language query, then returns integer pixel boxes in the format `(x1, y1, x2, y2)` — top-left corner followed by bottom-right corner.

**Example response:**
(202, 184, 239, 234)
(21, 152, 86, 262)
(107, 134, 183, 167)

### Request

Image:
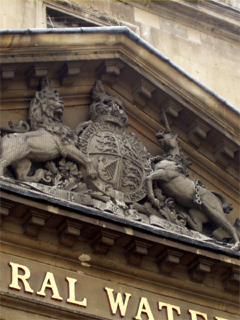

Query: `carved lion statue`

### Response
(0, 79, 97, 182)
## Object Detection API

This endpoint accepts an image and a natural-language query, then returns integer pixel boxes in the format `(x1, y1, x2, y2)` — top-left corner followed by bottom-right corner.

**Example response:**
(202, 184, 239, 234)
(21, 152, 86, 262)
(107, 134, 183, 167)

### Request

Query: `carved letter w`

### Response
(105, 287, 131, 317)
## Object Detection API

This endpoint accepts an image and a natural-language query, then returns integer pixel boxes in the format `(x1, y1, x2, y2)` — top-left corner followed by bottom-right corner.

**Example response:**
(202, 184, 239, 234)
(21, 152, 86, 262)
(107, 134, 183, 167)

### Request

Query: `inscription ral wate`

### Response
(3, 258, 232, 320)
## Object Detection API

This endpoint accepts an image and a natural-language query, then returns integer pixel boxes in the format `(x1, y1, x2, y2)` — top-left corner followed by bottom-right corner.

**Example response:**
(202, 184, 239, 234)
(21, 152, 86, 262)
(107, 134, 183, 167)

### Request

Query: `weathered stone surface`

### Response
(0, 79, 239, 251)
(146, 112, 239, 250)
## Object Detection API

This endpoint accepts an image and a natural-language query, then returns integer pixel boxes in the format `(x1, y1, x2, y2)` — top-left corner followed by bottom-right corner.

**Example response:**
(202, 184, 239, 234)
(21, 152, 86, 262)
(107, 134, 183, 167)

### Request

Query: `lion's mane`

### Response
(28, 86, 78, 145)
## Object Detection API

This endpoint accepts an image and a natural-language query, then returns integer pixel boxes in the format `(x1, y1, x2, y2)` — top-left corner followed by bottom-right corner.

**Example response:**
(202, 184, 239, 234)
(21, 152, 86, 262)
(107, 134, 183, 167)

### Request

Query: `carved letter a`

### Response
(37, 272, 63, 301)
(135, 297, 155, 320)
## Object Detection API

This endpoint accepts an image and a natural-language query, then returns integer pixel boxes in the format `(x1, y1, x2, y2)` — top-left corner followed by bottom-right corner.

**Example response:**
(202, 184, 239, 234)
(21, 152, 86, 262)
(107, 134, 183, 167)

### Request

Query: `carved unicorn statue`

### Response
(146, 111, 239, 250)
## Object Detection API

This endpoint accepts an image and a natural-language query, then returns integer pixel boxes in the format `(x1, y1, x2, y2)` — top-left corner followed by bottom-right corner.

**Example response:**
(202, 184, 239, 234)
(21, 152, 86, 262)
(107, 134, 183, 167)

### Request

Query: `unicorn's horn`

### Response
(162, 109, 171, 132)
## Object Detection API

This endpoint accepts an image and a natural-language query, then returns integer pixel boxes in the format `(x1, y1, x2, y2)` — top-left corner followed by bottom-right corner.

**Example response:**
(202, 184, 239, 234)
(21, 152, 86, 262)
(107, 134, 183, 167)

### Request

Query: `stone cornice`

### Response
(1, 186, 239, 303)
(0, 29, 239, 133)
(1, 183, 240, 259)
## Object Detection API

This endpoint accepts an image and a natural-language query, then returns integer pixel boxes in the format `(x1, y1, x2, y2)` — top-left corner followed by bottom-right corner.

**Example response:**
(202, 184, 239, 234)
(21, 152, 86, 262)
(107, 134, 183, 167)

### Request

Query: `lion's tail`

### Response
(211, 191, 233, 214)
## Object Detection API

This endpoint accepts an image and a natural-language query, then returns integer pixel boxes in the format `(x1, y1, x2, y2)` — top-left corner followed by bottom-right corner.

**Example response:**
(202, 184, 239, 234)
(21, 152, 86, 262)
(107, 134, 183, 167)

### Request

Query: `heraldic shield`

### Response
(78, 80, 152, 204)
(79, 122, 151, 204)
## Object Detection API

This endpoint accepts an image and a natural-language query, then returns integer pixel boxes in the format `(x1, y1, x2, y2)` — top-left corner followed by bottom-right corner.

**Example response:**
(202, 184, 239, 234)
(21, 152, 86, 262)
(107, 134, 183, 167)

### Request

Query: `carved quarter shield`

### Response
(79, 122, 151, 203)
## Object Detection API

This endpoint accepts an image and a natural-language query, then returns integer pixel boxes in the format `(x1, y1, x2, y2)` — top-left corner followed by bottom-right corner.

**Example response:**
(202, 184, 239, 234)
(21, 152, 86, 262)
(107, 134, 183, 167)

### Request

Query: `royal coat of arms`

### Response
(0, 78, 239, 250)
(79, 81, 151, 203)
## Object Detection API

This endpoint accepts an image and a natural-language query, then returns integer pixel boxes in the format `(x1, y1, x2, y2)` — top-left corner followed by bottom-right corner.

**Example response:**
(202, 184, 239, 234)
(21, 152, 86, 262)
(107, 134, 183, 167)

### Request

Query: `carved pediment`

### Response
(0, 28, 239, 253)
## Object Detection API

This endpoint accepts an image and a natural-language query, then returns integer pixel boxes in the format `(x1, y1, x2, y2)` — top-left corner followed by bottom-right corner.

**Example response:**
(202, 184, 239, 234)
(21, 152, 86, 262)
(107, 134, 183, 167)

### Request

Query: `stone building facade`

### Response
(0, 1, 239, 320)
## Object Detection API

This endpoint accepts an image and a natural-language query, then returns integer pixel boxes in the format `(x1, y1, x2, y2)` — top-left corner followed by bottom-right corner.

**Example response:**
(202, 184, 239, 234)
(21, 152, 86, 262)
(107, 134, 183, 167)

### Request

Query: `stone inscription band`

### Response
(7, 261, 229, 320)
